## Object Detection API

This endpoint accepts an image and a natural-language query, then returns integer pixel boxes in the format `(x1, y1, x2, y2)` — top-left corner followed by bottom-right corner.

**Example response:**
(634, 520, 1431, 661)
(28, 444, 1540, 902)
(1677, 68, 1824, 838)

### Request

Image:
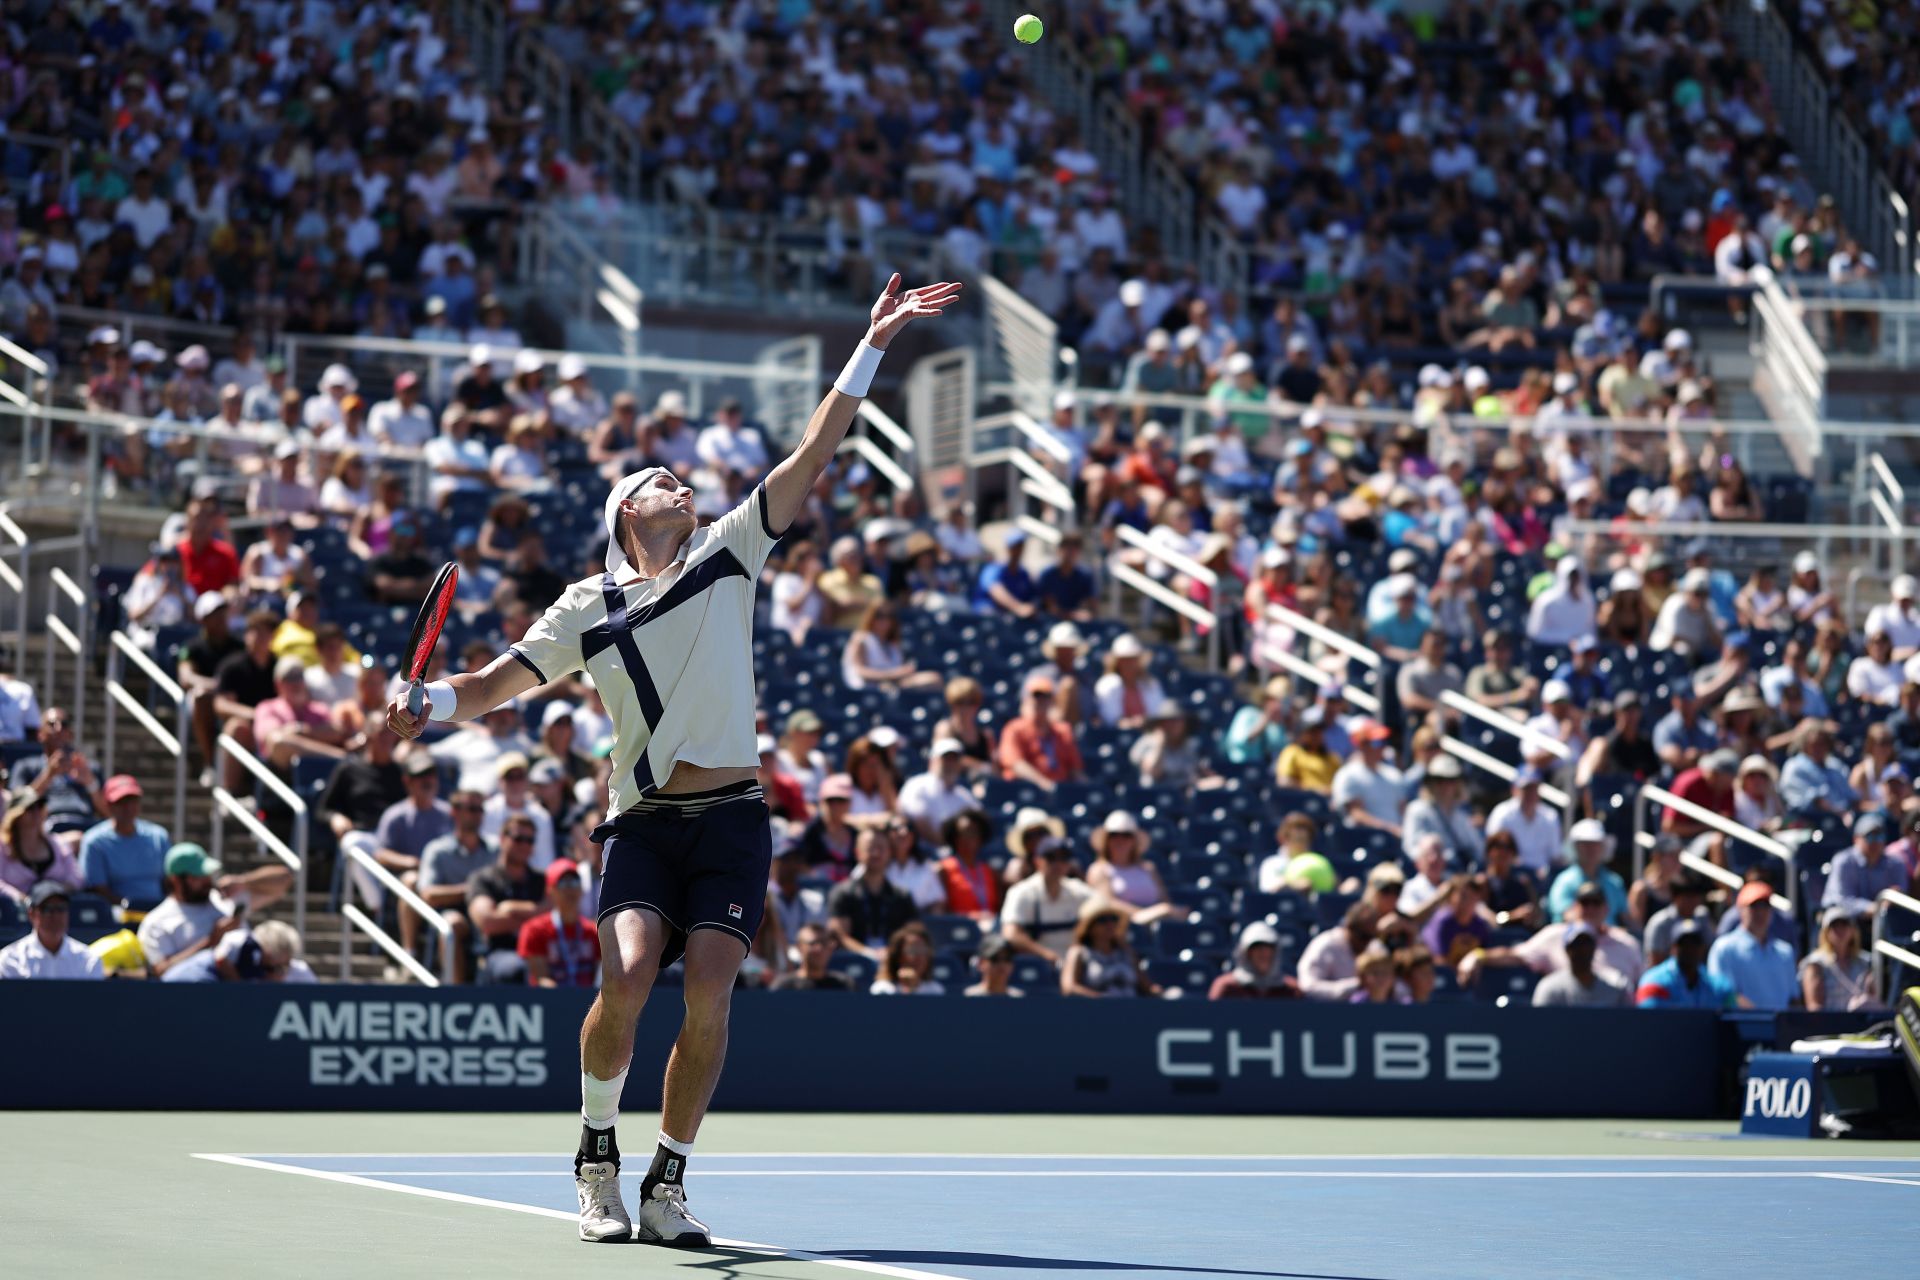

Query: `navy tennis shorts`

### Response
(591, 781, 771, 967)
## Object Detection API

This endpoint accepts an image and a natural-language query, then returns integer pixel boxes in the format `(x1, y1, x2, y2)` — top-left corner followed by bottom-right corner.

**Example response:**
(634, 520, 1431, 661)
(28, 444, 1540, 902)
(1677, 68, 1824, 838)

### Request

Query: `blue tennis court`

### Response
(196, 1150, 1920, 1279)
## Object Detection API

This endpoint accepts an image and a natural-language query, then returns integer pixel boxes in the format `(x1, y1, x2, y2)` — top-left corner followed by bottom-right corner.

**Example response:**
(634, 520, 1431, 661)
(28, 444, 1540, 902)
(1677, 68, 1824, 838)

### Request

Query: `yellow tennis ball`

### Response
(1014, 13, 1044, 43)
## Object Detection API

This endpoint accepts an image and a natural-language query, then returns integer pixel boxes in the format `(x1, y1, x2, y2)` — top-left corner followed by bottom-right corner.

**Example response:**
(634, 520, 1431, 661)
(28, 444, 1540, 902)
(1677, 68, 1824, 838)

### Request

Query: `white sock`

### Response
(657, 1129, 693, 1156)
(581, 1067, 628, 1130)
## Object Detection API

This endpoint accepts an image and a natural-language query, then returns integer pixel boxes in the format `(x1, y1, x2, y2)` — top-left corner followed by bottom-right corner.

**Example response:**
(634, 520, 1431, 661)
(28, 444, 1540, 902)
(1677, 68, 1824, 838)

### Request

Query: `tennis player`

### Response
(388, 275, 960, 1245)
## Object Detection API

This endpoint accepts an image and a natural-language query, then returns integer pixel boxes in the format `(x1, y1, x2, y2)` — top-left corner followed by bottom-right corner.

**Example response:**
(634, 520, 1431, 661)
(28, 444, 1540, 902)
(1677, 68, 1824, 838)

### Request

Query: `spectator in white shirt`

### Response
(1527, 557, 1598, 648)
(1396, 836, 1451, 917)
(1486, 765, 1565, 877)
(304, 364, 358, 433)
(429, 703, 535, 794)
(696, 398, 771, 485)
(368, 372, 435, 450)
(547, 354, 609, 433)
(478, 752, 557, 871)
(1093, 633, 1169, 729)
(1331, 721, 1404, 834)
(0, 881, 104, 980)
(424, 407, 493, 507)
(1866, 576, 1920, 662)
(896, 739, 981, 844)
(1848, 627, 1905, 707)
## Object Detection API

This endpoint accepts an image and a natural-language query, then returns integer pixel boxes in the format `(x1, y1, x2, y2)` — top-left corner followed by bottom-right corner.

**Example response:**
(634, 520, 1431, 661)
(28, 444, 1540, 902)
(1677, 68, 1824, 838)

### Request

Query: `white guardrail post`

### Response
(0, 508, 27, 669)
(212, 733, 308, 942)
(1871, 887, 1920, 997)
(340, 844, 455, 987)
(103, 631, 190, 838)
(45, 566, 86, 744)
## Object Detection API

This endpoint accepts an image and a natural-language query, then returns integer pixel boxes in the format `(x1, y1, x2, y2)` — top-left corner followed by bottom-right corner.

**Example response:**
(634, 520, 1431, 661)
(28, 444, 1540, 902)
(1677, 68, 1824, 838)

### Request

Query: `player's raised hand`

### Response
(386, 691, 428, 740)
(866, 274, 964, 348)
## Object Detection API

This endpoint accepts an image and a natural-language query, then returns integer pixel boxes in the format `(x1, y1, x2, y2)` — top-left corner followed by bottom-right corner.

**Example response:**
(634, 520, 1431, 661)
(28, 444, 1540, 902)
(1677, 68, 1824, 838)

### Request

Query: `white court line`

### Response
(226, 1151, 1920, 1163)
(189, 1154, 961, 1280)
(1817, 1172, 1920, 1189)
(279, 1169, 1915, 1180)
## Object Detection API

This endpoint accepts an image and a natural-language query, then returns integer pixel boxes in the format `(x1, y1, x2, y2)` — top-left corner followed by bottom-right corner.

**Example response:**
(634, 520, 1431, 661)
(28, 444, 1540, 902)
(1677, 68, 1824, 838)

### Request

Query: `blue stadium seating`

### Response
(65, 894, 117, 944)
(1146, 955, 1224, 997)
(920, 914, 985, 952)
(1009, 954, 1058, 995)
(826, 950, 877, 989)
(928, 950, 969, 993)
(1475, 967, 1540, 1005)
(1152, 917, 1231, 959)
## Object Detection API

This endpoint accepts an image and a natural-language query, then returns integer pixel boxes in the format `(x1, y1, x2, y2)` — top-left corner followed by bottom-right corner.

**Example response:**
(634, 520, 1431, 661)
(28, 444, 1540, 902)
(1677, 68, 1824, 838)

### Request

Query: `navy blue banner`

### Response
(0, 984, 1722, 1116)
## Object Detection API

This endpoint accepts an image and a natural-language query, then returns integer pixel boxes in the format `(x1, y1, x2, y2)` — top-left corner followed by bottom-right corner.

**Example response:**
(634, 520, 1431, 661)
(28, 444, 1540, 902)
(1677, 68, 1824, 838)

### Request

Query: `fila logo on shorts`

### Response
(727, 903, 743, 919)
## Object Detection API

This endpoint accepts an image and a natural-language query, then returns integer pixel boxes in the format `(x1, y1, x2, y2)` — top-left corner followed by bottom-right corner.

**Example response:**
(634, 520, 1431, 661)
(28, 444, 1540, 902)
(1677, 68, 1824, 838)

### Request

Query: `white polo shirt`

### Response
(510, 487, 780, 816)
(1485, 798, 1565, 877)
(0, 931, 105, 980)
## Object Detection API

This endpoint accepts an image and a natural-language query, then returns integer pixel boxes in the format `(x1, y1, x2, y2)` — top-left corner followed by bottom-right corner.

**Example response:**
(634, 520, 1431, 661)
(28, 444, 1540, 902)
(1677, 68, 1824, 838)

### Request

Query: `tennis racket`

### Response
(404, 562, 461, 718)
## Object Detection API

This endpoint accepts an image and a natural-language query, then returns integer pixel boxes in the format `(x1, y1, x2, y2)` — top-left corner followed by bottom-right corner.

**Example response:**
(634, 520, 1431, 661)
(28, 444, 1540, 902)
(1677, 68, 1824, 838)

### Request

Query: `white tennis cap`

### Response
(604, 468, 671, 574)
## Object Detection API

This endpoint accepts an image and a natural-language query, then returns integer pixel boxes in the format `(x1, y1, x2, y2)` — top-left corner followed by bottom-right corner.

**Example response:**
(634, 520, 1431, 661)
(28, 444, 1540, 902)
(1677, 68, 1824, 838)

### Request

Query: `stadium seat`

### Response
(1009, 954, 1058, 995)
(64, 894, 117, 945)
(919, 914, 985, 952)
(928, 950, 970, 993)
(826, 950, 877, 990)
(1152, 917, 1230, 959)
(1475, 967, 1540, 1006)
(1146, 955, 1223, 998)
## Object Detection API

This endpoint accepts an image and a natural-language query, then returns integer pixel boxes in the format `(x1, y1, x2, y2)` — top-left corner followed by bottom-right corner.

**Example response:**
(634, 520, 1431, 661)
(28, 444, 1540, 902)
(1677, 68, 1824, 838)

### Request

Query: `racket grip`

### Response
(407, 680, 425, 717)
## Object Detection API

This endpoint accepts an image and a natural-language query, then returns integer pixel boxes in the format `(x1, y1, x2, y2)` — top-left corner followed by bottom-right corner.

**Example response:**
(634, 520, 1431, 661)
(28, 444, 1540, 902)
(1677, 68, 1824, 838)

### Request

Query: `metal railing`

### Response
(1751, 267, 1829, 466)
(0, 509, 28, 668)
(209, 733, 308, 941)
(1438, 733, 1578, 815)
(1104, 523, 1225, 669)
(102, 631, 188, 838)
(45, 566, 86, 743)
(1632, 781, 1797, 916)
(1674, 848, 1793, 916)
(1256, 597, 1382, 674)
(1869, 887, 1920, 999)
(1440, 690, 1570, 761)
(980, 275, 1061, 421)
(340, 844, 456, 987)
(836, 401, 916, 493)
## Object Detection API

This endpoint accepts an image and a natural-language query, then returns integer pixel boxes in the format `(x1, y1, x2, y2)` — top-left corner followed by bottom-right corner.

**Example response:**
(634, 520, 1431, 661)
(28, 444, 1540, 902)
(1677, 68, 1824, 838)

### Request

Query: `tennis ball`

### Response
(1281, 852, 1337, 895)
(1014, 13, 1044, 43)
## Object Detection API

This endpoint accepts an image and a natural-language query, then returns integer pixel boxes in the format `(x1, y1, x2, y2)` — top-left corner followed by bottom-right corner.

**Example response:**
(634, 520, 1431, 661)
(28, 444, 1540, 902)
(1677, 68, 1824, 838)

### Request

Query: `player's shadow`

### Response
(686, 1246, 1390, 1280)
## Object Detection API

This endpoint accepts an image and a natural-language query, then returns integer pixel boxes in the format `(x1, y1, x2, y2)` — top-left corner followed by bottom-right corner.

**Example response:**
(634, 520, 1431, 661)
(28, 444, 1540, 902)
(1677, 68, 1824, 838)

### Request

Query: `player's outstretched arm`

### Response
(386, 650, 541, 740)
(762, 274, 963, 534)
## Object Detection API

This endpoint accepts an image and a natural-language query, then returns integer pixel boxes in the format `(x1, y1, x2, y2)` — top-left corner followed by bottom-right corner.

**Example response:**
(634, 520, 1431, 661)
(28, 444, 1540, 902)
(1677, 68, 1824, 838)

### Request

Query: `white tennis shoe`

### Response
(575, 1161, 632, 1242)
(635, 1182, 711, 1247)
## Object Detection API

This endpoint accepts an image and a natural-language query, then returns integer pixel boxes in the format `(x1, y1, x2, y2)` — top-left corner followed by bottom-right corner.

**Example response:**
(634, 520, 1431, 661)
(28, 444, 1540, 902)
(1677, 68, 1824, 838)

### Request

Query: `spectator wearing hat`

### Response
(1365, 574, 1429, 664)
(972, 526, 1038, 620)
(76, 774, 169, 906)
(479, 752, 557, 871)
(1000, 834, 1096, 968)
(1465, 630, 1540, 720)
(535, 353, 600, 434)
(897, 739, 980, 844)
(532, 702, 593, 788)
(1297, 901, 1379, 1002)
(368, 372, 434, 451)
(1649, 569, 1723, 658)
(0, 789, 81, 903)
(1779, 721, 1857, 816)
(1035, 532, 1097, 621)
(1464, 882, 1644, 988)
(897, 530, 966, 613)
(1559, 636, 1613, 712)
(1223, 676, 1291, 768)
(768, 841, 828, 952)
(1533, 924, 1631, 1007)
(1094, 634, 1166, 730)
(1636, 918, 1737, 1008)
(1400, 754, 1483, 864)
(1575, 689, 1661, 788)
(138, 842, 292, 978)
(1654, 680, 1722, 776)
(1708, 881, 1799, 1009)
(817, 536, 886, 629)
(1866, 575, 1920, 662)
(1822, 812, 1907, 918)
(965, 933, 1023, 997)
(793, 773, 859, 881)
(1131, 705, 1215, 791)
(1085, 810, 1182, 925)
(122, 541, 194, 653)
(368, 748, 454, 918)
(366, 512, 436, 606)
(828, 830, 920, 962)
(771, 922, 853, 991)
(1028, 624, 1090, 727)
(1486, 767, 1564, 880)
(517, 859, 601, 988)
(466, 812, 548, 983)
(0, 881, 105, 981)
(1526, 558, 1597, 649)
(1332, 720, 1404, 834)
(936, 811, 1002, 920)
(1061, 897, 1157, 998)
(1801, 906, 1880, 1011)
(1396, 836, 1453, 920)
(248, 443, 321, 527)
(999, 672, 1085, 790)
(1274, 705, 1339, 795)
(1522, 679, 1588, 768)
(1547, 820, 1629, 924)
(776, 710, 830, 805)
(1208, 920, 1301, 1000)
(1643, 871, 1714, 967)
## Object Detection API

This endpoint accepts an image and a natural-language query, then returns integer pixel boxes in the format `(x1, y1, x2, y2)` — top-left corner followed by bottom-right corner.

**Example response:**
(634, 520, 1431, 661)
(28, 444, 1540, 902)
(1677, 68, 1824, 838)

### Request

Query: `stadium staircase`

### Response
(49, 644, 387, 982)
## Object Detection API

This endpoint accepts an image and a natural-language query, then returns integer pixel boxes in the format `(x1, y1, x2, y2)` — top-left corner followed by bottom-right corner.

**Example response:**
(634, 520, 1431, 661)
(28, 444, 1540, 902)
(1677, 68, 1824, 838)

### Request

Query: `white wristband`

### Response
(833, 341, 884, 398)
(425, 681, 457, 722)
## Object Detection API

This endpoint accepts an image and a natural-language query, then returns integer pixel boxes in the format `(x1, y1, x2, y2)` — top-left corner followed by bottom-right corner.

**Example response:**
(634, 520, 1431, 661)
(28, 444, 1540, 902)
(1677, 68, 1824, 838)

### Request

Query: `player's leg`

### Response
(634, 789, 769, 1247)
(574, 903, 670, 1243)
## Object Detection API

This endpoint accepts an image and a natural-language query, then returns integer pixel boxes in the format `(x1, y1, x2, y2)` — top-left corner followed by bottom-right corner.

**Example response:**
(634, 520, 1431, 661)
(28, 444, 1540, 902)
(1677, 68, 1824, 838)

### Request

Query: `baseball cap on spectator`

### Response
(1680, 568, 1712, 594)
(540, 701, 577, 731)
(1144, 329, 1171, 352)
(402, 753, 438, 777)
(1044, 621, 1088, 655)
(1736, 881, 1774, 908)
(931, 737, 965, 758)
(87, 325, 119, 346)
(424, 297, 448, 317)
(1297, 705, 1326, 730)
(557, 354, 588, 381)
(1793, 550, 1820, 575)
(28, 879, 71, 908)
(1856, 812, 1890, 840)
(319, 363, 357, 392)
(273, 656, 306, 683)
(756, 733, 778, 758)
(1464, 366, 1491, 392)
(786, 709, 822, 734)
(1818, 905, 1855, 930)
(1022, 671, 1055, 696)
(1611, 568, 1643, 592)
(977, 933, 1014, 963)
(819, 774, 854, 802)
(177, 344, 210, 371)
(193, 593, 229, 621)
(165, 842, 220, 878)
(1426, 755, 1463, 780)
(1552, 372, 1578, 395)
(1366, 863, 1406, 893)
(1664, 329, 1693, 351)
(1225, 352, 1255, 376)
(1569, 633, 1598, 654)
(1738, 754, 1777, 781)
(1894, 575, 1919, 600)
(1514, 765, 1544, 786)
(1575, 881, 1608, 906)
(1541, 680, 1573, 704)
(1351, 720, 1391, 744)
(1563, 921, 1599, 945)
(1118, 279, 1146, 308)
(103, 774, 144, 804)
(1003, 526, 1028, 549)
(546, 859, 582, 891)
(393, 371, 421, 393)
(529, 758, 566, 786)
(1052, 390, 1077, 412)
(513, 349, 545, 375)
(868, 726, 901, 749)
(1702, 749, 1740, 775)
(1672, 918, 1709, 943)
(1387, 549, 1419, 575)
(129, 338, 162, 362)
(495, 752, 532, 780)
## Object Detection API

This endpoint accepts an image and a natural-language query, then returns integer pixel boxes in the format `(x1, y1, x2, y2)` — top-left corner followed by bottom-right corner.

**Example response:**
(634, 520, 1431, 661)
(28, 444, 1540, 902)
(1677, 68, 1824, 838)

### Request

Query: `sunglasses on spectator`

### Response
(452, 803, 484, 813)
(33, 901, 68, 915)
(504, 832, 536, 844)
(502, 770, 528, 782)
(984, 952, 1013, 964)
